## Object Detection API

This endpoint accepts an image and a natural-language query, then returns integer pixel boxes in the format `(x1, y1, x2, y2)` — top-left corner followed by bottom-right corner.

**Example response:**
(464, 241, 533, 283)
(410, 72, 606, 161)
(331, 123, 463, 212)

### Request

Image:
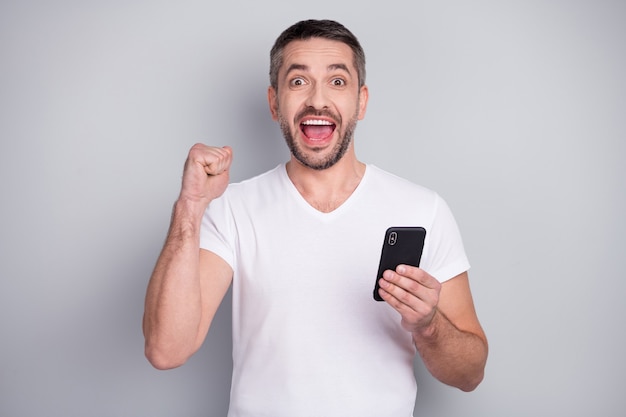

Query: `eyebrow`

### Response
(284, 63, 352, 77)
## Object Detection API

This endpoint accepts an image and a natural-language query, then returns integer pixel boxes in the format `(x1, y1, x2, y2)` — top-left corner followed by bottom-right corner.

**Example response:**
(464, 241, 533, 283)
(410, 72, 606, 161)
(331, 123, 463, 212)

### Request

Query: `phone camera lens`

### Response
(389, 232, 397, 245)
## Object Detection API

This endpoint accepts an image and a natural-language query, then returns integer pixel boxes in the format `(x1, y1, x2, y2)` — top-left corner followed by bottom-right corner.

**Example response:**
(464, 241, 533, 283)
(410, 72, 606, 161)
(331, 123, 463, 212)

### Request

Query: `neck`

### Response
(286, 153, 366, 213)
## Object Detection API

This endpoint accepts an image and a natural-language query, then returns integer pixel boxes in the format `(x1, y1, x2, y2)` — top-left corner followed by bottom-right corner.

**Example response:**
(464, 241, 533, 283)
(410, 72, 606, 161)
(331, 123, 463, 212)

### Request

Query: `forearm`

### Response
(413, 309, 488, 392)
(143, 198, 207, 369)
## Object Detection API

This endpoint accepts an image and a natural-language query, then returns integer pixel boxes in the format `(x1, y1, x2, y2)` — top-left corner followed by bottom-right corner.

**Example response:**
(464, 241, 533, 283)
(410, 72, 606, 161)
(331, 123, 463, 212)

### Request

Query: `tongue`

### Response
(302, 124, 334, 140)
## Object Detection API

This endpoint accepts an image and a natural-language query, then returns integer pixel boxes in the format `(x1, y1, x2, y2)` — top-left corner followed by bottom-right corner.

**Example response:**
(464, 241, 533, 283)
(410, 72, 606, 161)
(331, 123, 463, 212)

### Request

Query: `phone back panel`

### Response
(373, 227, 426, 301)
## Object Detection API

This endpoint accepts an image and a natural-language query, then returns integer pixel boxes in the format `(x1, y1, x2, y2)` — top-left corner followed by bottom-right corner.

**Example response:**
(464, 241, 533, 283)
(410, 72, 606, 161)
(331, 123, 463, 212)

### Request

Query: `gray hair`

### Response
(269, 19, 366, 91)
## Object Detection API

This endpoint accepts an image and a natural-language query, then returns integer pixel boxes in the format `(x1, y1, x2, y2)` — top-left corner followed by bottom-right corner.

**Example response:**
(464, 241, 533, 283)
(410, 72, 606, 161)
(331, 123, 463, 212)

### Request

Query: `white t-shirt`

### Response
(200, 164, 470, 417)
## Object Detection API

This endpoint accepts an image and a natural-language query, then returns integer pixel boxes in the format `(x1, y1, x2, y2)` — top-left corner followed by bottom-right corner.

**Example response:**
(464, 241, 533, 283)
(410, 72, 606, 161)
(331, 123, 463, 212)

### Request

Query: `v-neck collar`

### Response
(278, 163, 370, 221)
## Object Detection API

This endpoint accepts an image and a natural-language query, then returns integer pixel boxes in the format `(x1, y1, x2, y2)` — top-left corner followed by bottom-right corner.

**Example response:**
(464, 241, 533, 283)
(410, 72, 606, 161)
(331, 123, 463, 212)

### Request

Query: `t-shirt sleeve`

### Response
(422, 193, 470, 283)
(199, 193, 236, 270)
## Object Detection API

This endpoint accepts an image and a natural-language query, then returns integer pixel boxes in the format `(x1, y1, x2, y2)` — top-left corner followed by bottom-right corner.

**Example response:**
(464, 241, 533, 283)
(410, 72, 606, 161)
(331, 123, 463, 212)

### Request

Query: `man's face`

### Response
(268, 38, 368, 170)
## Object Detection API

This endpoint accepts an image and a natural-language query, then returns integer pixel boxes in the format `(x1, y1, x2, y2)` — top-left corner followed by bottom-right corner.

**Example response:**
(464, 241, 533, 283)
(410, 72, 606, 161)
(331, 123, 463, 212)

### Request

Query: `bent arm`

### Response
(143, 199, 233, 370)
(412, 272, 488, 391)
(143, 144, 233, 369)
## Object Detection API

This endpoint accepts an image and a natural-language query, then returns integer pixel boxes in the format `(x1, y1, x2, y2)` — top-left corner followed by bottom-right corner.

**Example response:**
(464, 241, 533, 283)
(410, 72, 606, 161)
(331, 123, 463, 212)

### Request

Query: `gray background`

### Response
(1, 1, 624, 416)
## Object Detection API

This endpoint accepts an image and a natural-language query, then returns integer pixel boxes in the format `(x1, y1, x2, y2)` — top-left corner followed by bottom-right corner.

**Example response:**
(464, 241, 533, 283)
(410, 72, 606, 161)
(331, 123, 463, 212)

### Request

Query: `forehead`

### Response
(280, 38, 355, 72)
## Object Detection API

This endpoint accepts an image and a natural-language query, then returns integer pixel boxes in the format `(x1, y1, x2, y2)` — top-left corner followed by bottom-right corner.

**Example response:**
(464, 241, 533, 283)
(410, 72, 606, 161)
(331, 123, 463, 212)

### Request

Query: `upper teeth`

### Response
(302, 119, 332, 125)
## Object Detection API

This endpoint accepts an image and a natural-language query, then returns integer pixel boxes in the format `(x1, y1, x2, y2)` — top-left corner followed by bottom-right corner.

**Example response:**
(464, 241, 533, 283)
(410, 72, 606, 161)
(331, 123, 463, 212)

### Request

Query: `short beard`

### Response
(278, 106, 359, 171)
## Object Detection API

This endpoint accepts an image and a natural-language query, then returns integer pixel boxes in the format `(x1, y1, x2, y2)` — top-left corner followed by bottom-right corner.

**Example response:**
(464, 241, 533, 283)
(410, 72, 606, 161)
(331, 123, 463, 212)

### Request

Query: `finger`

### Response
(381, 269, 439, 306)
(378, 278, 438, 328)
(188, 144, 232, 176)
(396, 265, 440, 289)
(378, 280, 428, 318)
(203, 147, 232, 176)
(379, 275, 421, 307)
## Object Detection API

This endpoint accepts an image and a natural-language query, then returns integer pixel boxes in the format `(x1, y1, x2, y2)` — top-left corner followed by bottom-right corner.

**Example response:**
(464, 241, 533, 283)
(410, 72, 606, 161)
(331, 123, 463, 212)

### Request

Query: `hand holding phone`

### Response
(373, 227, 426, 301)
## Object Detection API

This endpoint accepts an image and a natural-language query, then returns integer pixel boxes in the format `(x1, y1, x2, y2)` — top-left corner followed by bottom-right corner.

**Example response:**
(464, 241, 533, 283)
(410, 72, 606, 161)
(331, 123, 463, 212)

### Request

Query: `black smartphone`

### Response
(373, 226, 426, 301)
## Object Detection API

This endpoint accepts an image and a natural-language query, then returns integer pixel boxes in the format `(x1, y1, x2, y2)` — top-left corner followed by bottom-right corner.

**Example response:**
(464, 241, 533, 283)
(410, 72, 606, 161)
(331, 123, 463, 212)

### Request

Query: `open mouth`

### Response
(300, 118, 336, 141)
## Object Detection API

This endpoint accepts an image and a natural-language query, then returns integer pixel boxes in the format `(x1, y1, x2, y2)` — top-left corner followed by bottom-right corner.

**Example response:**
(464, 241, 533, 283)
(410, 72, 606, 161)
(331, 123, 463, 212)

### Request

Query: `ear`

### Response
(268, 86, 279, 121)
(357, 84, 369, 120)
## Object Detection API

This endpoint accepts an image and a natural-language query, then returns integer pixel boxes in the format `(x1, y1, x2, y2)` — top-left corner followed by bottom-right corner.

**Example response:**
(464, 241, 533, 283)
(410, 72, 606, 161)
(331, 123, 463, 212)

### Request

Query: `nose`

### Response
(305, 83, 329, 110)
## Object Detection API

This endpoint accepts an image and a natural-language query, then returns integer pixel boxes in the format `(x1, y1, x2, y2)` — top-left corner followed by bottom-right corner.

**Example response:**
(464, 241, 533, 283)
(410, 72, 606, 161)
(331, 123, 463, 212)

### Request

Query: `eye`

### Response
(331, 78, 346, 87)
(290, 77, 306, 87)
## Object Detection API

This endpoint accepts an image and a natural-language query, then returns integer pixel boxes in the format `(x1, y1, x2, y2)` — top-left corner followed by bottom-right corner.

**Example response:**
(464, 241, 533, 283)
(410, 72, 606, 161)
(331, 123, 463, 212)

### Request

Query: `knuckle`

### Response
(415, 304, 431, 317)
(190, 143, 205, 153)
(405, 280, 420, 294)
(397, 289, 412, 304)
(188, 144, 206, 161)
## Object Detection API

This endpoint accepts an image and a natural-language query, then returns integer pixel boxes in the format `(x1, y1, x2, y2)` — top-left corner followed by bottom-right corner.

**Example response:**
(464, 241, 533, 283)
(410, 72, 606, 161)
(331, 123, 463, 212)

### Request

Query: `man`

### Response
(143, 19, 487, 416)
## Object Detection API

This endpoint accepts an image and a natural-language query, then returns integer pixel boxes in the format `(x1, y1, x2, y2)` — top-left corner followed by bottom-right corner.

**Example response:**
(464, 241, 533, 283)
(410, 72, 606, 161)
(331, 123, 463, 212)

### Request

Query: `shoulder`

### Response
(230, 164, 284, 189)
(365, 164, 439, 202)
(222, 164, 285, 199)
(204, 165, 286, 223)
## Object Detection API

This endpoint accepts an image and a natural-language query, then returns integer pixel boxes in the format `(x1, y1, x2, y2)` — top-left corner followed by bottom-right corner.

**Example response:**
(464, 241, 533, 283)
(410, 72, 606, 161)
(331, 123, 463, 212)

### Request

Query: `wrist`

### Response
(169, 198, 207, 237)
(413, 309, 441, 341)
(174, 195, 210, 217)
